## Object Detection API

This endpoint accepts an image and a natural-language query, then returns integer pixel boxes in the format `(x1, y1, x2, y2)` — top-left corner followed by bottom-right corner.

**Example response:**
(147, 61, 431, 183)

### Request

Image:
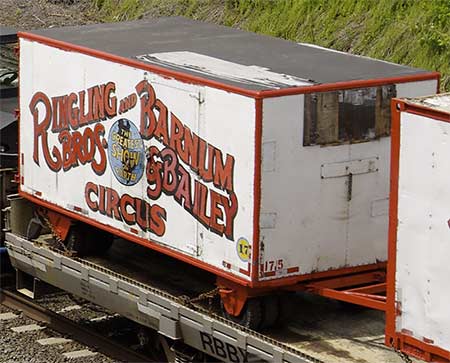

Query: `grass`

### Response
(93, 0, 450, 91)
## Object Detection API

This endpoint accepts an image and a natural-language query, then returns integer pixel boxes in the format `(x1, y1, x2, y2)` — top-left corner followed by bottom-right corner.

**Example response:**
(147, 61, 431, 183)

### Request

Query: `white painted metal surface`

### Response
(259, 80, 438, 280)
(19, 39, 255, 280)
(395, 110, 450, 352)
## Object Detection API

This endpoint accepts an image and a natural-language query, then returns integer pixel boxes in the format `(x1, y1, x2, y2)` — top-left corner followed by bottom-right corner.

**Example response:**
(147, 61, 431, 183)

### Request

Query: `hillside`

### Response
(94, 0, 450, 91)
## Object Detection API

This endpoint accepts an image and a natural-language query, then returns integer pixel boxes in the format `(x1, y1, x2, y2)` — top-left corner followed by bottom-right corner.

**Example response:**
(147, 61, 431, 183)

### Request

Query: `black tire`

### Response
(260, 295, 280, 329)
(65, 223, 114, 256)
(84, 225, 114, 255)
(275, 292, 296, 327)
(65, 224, 90, 256)
(220, 298, 263, 331)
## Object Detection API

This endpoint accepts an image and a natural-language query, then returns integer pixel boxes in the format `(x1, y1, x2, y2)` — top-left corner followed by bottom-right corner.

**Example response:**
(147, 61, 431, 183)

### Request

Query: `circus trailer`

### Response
(18, 18, 439, 327)
(386, 94, 450, 362)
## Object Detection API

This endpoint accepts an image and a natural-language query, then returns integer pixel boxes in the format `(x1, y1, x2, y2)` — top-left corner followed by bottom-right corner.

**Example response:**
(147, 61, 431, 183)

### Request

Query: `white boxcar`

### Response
(387, 94, 450, 362)
(19, 18, 439, 300)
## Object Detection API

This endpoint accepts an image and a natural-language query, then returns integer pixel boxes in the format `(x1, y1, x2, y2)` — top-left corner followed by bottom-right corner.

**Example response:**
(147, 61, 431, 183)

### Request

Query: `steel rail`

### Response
(0, 288, 153, 363)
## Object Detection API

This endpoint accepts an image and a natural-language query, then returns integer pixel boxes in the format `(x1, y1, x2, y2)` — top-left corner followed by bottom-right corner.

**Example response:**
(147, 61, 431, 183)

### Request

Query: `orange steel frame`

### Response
(17, 31, 440, 297)
(386, 99, 450, 362)
(298, 268, 387, 311)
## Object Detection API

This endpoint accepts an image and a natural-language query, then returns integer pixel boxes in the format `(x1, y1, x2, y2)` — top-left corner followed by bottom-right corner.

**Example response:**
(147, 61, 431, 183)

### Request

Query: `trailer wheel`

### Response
(260, 295, 279, 329)
(87, 227, 114, 255)
(221, 298, 262, 331)
(65, 224, 90, 256)
(275, 292, 296, 326)
(64, 223, 113, 256)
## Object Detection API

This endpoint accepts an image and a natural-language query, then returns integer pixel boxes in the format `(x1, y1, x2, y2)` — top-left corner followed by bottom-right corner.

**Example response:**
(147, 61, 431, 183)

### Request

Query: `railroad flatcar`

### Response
(18, 17, 439, 328)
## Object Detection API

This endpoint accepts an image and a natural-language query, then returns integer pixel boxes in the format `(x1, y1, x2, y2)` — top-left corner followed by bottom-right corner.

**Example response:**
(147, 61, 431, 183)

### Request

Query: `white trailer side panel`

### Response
(19, 39, 255, 280)
(259, 80, 437, 280)
(395, 111, 450, 352)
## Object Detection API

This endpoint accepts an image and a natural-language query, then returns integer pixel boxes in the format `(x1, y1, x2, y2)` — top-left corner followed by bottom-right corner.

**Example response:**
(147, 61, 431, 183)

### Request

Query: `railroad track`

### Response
(0, 288, 154, 362)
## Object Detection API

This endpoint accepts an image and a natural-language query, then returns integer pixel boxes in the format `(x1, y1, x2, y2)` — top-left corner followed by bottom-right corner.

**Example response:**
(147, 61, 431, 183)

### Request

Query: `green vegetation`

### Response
(94, 0, 450, 91)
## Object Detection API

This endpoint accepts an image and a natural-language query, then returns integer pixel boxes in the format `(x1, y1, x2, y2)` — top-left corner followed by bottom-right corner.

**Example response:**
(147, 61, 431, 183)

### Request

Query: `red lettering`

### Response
(92, 85, 105, 121)
(153, 99, 169, 146)
(136, 80, 157, 139)
(79, 90, 88, 125)
(67, 92, 78, 130)
(180, 124, 199, 171)
(30, 91, 62, 171)
(160, 148, 178, 194)
(174, 165, 192, 211)
(104, 81, 117, 118)
(84, 182, 167, 236)
(120, 194, 135, 225)
(197, 181, 210, 228)
(150, 204, 166, 237)
(213, 149, 234, 193)
(85, 182, 99, 212)
(135, 198, 150, 230)
(106, 187, 121, 221)
(59, 130, 75, 171)
(222, 192, 238, 240)
(146, 146, 162, 199)
(210, 190, 225, 235)
(198, 139, 214, 183)
(98, 184, 106, 215)
(91, 123, 107, 175)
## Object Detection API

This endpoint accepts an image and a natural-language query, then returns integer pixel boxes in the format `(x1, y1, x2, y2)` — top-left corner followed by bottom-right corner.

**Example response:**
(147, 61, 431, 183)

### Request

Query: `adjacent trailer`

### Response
(386, 94, 450, 362)
(18, 17, 439, 328)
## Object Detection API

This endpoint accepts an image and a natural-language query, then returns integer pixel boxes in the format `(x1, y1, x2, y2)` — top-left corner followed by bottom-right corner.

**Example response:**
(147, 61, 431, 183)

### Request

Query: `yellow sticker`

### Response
(236, 237, 250, 262)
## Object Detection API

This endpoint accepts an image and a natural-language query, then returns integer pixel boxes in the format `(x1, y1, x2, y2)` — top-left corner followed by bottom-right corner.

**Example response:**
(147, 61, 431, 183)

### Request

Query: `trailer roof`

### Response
(27, 17, 432, 91)
(406, 93, 450, 114)
(0, 26, 17, 44)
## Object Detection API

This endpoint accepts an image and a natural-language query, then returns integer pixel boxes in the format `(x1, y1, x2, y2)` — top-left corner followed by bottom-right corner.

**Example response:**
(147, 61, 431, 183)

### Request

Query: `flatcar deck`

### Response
(5, 233, 416, 363)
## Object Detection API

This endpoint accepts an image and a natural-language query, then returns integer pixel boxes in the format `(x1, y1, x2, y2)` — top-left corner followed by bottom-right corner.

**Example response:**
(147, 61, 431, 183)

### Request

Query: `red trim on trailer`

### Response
(18, 32, 440, 100)
(395, 100, 450, 124)
(385, 98, 450, 361)
(257, 262, 386, 288)
(385, 99, 402, 348)
(252, 99, 263, 283)
(258, 72, 441, 98)
(263, 271, 276, 278)
(239, 268, 250, 276)
(399, 334, 450, 362)
(18, 190, 252, 286)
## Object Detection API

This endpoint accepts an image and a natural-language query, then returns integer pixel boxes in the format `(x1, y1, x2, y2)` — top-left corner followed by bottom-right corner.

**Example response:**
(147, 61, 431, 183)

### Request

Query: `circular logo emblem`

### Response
(236, 237, 250, 262)
(108, 118, 145, 186)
